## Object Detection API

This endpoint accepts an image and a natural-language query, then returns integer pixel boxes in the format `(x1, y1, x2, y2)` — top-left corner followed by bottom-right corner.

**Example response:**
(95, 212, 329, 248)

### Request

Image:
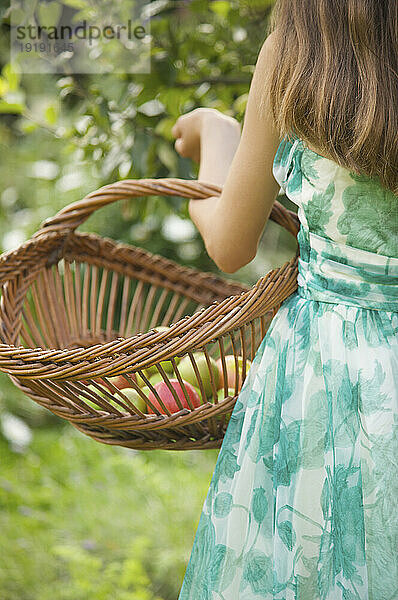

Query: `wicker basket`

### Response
(0, 178, 299, 450)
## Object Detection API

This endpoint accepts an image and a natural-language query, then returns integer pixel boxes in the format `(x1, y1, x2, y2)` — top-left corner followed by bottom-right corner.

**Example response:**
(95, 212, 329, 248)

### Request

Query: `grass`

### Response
(0, 418, 219, 600)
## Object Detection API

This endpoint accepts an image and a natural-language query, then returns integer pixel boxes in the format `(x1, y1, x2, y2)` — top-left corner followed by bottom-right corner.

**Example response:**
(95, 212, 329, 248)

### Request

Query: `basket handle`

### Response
(34, 178, 300, 239)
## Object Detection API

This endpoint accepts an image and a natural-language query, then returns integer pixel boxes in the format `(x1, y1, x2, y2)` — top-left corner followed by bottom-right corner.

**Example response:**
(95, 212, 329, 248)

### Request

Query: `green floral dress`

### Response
(178, 135, 398, 600)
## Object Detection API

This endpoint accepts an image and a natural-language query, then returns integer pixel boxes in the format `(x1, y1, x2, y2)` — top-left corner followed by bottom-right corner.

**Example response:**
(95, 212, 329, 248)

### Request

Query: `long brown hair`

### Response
(264, 0, 398, 196)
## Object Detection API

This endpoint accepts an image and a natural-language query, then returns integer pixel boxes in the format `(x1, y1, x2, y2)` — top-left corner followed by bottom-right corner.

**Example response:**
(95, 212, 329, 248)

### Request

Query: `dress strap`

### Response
(273, 134, 302, 194)
(286, 137, 301, 170)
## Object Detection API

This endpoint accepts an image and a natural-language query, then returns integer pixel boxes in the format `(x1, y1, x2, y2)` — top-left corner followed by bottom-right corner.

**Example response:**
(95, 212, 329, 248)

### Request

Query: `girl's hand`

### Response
(171, 108, 241, 163)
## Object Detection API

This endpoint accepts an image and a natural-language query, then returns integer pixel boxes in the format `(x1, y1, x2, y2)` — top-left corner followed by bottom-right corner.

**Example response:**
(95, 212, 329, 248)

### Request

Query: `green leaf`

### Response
(61, 0, 89, 8)
(0, 77, 9, 97)
(2, 63, 20, 92)
(0, 100, 24, 114)
(233, 92, 249, 114)
(17, 119, 39, 134)
(36, 1, 62, 28)
(45, 104, 58, 126)
(210, 1, 231, 17)
(157, 141, 177, 173)
(9, 6, 26, 25)
(154, 116, 175, 139)
(239, 0, 275, 9)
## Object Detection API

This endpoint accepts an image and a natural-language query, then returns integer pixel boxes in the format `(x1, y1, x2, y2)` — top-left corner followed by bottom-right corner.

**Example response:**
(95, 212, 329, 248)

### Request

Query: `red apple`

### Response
(178, 352, 219, 397)
(147, 379, 201, 414)
(105, 374, 136, 390)
(216, 355, 252, 390)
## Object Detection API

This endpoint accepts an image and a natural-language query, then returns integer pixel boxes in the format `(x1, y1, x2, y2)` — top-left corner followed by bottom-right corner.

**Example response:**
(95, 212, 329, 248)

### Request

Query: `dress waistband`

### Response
(296, 225, 398, 312)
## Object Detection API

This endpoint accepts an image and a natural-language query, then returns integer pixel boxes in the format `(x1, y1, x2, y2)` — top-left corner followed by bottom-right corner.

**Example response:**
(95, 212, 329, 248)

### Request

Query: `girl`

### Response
(171, 1, 398, 598)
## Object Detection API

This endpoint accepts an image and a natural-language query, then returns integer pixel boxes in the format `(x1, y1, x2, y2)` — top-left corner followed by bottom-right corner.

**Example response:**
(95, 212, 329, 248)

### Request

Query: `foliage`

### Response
(0, 0, 277, 273)
(0, 0, 297, 431)
(0, 426, 219, 599)
(0, 2, 300, 596)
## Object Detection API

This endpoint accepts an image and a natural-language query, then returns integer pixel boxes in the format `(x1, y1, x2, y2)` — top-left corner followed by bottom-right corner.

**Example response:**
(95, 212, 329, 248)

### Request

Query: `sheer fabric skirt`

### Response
(178, 292, 398, 600)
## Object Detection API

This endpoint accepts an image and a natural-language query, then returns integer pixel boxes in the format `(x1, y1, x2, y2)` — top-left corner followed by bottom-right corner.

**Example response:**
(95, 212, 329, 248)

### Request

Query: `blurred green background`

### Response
(0, 1, 298, 598)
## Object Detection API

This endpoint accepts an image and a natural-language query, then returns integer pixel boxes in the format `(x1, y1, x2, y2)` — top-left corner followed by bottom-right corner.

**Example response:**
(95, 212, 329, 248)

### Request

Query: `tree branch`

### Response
(174, 76, 251, 88)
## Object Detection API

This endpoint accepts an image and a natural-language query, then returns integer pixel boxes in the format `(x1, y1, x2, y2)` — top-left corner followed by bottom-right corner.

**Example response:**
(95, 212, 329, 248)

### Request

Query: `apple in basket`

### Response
(80, 384, 108, 409)
(83, 384, 150, 413)
(147, 379, 201, 414)
(106, 374, 136, 390)
(178, 352, 219, 397)
(136, 369, 167, 387)
(121, 387, 150, 413)
(148, 372, 164, 386)
(216, 355, 252, 390)
(85, 375, 136, 391)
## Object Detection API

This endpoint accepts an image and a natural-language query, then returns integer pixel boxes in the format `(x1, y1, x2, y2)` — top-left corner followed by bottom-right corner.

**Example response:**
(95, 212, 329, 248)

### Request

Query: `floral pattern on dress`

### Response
(338, 173, 398, 257)
(178, 135, 398, 600)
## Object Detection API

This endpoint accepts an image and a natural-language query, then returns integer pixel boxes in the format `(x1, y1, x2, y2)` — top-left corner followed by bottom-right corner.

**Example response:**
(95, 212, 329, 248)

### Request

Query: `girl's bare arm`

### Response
(174, 34, 281, 273)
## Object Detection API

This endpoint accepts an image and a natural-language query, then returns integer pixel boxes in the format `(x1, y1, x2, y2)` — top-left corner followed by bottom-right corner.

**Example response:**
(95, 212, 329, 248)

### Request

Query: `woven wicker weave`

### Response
(0, 179, 299, 450)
